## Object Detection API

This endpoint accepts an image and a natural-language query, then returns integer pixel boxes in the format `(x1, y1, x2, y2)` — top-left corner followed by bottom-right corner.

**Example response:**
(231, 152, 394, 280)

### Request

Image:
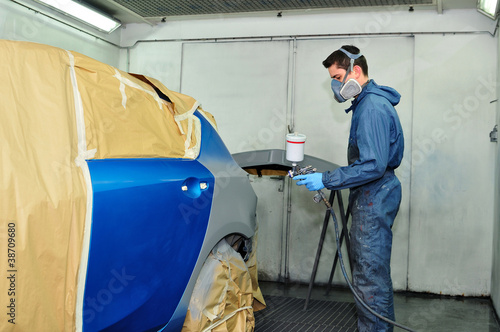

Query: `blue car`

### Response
(0, 40, 257, 332)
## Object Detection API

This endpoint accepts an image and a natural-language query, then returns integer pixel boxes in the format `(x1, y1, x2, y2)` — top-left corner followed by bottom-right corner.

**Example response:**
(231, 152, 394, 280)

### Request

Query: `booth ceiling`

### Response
(82, 0, 473, 24)
(109, 0, 430, 17)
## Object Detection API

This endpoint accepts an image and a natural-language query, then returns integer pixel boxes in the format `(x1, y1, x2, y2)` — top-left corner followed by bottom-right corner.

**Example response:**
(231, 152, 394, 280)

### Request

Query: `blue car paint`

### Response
(84, 111, 232, 332)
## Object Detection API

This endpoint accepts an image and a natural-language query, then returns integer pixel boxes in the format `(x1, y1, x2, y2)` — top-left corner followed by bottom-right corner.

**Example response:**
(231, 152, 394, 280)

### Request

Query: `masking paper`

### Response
(182, 235, 266, 332)
(0, 40, 87, 332)
(72, 53, 209, 159)
(0, 39, 219, 331)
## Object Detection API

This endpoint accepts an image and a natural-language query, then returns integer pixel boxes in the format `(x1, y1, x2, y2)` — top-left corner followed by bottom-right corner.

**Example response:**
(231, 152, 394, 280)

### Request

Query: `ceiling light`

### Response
(34, 0, 121, 33)
(477, 0, 500, 19)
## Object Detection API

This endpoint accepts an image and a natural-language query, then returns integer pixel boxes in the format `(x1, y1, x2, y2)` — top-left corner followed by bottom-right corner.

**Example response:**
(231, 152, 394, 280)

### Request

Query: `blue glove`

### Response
(294, 173, 325, 191)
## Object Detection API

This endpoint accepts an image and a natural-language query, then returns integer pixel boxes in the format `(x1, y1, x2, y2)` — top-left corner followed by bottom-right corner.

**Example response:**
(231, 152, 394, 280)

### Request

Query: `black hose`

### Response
(316, 190, 417, 332)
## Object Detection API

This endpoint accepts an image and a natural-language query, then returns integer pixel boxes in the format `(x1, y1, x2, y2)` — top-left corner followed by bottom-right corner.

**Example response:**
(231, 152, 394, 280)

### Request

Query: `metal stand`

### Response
(303, 190, 352, 311)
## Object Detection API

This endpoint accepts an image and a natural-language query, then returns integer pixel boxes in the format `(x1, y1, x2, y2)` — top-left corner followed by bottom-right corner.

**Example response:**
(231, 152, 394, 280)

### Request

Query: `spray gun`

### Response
(288, 165, 328, 205)
(284, 133, 417, 332)
(285, 133, 328, 206)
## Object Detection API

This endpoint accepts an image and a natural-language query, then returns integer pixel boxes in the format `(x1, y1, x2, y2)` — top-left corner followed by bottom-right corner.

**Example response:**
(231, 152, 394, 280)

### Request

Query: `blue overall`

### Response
(322, 80, 404, 332)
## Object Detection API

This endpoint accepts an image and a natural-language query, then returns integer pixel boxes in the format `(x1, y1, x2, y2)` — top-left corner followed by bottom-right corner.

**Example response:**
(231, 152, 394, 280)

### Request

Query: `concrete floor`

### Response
(259, 281, 500, 331)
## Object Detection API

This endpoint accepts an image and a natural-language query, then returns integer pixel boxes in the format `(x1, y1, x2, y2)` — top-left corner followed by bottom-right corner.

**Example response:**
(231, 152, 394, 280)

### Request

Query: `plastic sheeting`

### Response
(0, 39, 217, 331)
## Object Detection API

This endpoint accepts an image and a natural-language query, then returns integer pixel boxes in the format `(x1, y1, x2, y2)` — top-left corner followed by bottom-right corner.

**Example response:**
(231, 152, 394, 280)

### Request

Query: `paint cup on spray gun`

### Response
(286, 132, 306, 163)
(286, 133, 306, 177)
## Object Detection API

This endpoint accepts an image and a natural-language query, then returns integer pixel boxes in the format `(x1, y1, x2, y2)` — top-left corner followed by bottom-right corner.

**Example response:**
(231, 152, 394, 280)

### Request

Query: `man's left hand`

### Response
(293, 173, 325, 191)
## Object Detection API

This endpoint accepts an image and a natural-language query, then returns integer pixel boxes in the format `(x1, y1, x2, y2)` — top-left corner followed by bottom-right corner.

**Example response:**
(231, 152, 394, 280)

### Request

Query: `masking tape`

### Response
(113, 69, 163, 110)
(67, 50, 94, 332)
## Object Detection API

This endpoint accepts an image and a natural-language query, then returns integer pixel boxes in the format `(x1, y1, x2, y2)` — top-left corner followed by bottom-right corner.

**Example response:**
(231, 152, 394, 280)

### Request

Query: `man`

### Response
(294, 45, 404, 332)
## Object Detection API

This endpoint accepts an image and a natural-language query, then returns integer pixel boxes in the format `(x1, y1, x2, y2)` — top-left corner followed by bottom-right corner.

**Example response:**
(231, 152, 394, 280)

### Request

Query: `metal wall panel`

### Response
(180, 40, 290, 154)
(128, 42, 183, 92)
(409, 33, 496, 296)
(492, 32, 500, 317)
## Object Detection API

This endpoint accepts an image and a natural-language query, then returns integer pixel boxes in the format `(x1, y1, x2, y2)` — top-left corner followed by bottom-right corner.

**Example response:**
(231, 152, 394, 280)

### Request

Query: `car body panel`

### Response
(84, 159, 214, 331)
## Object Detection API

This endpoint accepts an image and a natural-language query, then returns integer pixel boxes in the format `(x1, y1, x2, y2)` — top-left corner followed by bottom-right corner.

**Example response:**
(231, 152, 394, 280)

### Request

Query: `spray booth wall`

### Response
(492, 28, 500, 321)
(125, 8, 498, 298)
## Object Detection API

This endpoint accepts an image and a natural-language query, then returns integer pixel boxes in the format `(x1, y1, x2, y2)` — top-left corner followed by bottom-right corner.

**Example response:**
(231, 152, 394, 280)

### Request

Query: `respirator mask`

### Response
(331, 48, 363, 103)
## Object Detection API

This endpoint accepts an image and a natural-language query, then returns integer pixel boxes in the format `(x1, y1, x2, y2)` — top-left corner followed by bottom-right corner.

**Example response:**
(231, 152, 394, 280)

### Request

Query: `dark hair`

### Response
(322, 45, 368, 76)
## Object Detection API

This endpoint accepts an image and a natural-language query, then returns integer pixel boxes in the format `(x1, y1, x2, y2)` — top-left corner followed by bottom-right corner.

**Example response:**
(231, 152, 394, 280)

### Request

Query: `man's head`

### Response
(323, 45, 368, 78)
(323, 45, 369, 102)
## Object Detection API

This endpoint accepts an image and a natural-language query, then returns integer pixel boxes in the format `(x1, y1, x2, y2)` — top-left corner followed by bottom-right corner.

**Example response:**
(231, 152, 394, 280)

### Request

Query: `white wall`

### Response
(1, 0, 121, 67)
(492, 30, 500, 318)
(127, 42, 183, 91)
(120, 8, 497, 47)
(181, 41, 290, 152)
(409, 33, 496, 296)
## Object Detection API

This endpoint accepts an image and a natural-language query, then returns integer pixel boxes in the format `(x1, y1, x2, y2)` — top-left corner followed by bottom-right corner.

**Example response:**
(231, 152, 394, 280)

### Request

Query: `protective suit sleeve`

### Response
(323, 105, 391, 190)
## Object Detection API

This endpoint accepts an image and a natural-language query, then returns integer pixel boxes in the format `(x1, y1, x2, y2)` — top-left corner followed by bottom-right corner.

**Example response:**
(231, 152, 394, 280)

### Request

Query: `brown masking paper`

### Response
(0, 40, 87, 332)
(182, 236, 266, 332)
(0, 39, 218, 331)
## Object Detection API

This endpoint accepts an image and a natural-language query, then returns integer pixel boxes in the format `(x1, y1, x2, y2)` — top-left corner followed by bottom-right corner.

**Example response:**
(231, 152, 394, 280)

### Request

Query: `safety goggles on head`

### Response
(331, 48, 363, 103)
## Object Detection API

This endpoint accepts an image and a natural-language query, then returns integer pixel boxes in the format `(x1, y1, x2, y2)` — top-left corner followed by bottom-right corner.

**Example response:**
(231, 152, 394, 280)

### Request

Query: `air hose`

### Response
(314, 190, 417, 332)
